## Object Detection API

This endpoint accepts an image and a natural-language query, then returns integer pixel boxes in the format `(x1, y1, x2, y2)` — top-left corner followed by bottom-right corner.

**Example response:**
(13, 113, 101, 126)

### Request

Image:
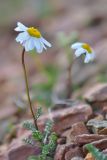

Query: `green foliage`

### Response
(23, 109, 57, 160)
(86, 144, 107, 160)
(23, 137, 34, 146)
(32, 130, 43, 142)
(23, 121, 36, 132)
(35, 107, 42, 120)
(43, 120, 53, 144)
(42, 145, 50, 155)
(44, 120, 53, 135)
(48, 132, 57, 152)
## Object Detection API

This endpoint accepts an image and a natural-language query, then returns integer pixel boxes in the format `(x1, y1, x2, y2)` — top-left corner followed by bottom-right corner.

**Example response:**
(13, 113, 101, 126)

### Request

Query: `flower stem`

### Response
(66, 60, 72, 98)
(22, 48, 38, 130)
(66, 55, 76, 98)
(65, 47, 73, 98)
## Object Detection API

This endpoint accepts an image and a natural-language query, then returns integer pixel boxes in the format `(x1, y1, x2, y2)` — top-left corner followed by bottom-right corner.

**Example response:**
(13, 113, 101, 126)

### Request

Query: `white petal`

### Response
(15, 22, 28, 32)
(39, 39, 47, 50)
(75, 48, 86, 57)
(84, 53, 92, 63)
(71, 42, 83, 49)
(90, 52, 95, 60)
(16, 32, 29, 44)
(41, 37, 52, 47)
(24, 41, 29, 51)
(24, 38, 35, 51)
(28, 38, 35, 51)
(84, 51, 95, 63)
(33, 38, 43, 53)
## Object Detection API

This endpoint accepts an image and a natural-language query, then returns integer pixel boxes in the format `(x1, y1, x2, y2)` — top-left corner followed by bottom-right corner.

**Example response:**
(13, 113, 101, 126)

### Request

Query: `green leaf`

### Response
(44, 120, 53, 134)
(43, 120, 53, 144)
(86, 144, 107, 160)
(48, 132, 57, 155)
(49, 132, 58, 142)
(38, 155, 46, 160)
(23, 121, 36, 132)
(42, 145, 49, 155)
(35, 107, 42, 120)
(32, 130, 43, 141)
(23, 137, 34, 146)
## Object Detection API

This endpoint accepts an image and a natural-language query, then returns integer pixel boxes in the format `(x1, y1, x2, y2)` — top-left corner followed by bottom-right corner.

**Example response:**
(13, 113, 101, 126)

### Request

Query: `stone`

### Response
(93, 114, 104, 121)
(83, 83, 107, 109)
(65, 147, 83, 160)
(87, 119, 107, 134)
(4, 131, 41, 160)
(17, 102, 93, 136)
(54, 143, 77, 160)
(62, 129, 72, 144)
(84, 139, 107, 153)
(2, 102, 93, 160)
(57, 137, 66, 145)
(70, 122, 89, 137)
(91, 138, 107, 151)
(54, 144, 69, 160)
(62, 122, 89, 144)
(52, 103, 93, 134)
(98, 128, 107, 135)
(74, 134, 107, 146)
(7, 144, 38, 160)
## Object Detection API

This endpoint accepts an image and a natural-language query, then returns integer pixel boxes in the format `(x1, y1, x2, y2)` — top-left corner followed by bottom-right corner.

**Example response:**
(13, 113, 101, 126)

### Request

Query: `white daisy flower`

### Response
(15, 22, 52, 53)
(71, 42, 95, 63)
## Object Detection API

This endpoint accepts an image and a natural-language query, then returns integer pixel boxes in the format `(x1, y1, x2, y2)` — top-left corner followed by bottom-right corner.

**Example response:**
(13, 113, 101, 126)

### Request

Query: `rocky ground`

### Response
(1, 83, 107, 159)
(1, 0, 107, 159)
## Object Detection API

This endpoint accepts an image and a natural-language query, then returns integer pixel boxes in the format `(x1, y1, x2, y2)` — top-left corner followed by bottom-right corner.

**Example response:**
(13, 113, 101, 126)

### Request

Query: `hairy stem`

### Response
(22, 48, 38, 130)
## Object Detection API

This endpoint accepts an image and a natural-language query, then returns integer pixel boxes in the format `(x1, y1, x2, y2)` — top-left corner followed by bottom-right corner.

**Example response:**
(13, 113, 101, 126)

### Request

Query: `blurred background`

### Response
(0, 0, 107, 145)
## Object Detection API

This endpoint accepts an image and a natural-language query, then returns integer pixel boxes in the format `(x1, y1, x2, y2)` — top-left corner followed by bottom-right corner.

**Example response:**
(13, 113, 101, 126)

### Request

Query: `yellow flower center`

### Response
(82, 43, 92, 53)
(27, 27, 41, 38)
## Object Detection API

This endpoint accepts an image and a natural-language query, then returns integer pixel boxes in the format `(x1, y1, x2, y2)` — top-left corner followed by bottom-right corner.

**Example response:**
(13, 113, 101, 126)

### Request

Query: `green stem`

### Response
(22, 48, 38, 130)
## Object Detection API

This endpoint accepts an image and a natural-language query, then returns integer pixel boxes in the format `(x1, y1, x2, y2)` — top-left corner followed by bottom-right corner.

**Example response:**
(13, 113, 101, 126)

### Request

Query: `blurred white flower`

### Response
(15, 22, 52, 53)
(71, 42, 95, 63)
